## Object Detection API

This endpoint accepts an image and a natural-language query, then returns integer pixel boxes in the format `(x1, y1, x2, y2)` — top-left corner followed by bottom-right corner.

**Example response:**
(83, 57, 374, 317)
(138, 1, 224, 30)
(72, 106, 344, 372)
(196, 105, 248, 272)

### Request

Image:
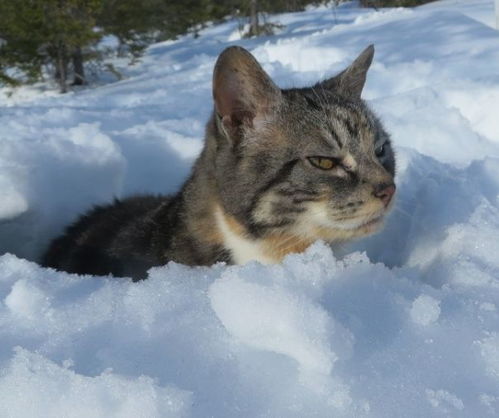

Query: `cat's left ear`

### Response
(318, 44, 374, 99)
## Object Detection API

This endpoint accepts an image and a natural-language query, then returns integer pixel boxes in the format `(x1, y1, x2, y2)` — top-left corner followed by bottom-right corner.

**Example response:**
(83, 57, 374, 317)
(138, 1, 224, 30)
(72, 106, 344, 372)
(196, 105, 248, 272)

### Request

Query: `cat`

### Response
(42, 44, 396, 281)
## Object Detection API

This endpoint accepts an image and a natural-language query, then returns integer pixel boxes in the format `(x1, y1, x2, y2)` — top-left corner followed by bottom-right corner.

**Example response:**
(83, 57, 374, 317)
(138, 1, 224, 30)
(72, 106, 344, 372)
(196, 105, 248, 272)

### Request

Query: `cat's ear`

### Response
(213, 46, 281, 140)
(319, 44, 374, 99)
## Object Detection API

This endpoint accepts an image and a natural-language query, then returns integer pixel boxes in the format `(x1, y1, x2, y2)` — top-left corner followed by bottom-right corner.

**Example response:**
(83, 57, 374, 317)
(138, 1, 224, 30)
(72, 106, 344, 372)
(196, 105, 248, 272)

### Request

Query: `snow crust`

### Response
(1, 0, 499, 416)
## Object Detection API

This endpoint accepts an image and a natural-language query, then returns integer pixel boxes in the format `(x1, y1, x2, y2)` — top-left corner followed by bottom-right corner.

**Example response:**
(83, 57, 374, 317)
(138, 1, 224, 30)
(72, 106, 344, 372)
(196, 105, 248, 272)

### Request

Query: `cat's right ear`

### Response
(213, 46, 281, 142)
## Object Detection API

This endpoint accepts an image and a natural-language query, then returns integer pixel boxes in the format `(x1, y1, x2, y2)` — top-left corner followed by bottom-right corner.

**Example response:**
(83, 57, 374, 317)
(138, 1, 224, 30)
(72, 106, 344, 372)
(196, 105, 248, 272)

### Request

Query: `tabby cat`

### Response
(42, 45, 396, 281)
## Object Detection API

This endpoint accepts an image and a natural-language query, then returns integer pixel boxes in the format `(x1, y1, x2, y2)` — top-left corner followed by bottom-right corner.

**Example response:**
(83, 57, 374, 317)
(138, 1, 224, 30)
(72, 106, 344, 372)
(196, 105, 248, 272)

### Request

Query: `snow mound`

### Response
(0, 347, 191, 418)
(1, 0, 499, 416)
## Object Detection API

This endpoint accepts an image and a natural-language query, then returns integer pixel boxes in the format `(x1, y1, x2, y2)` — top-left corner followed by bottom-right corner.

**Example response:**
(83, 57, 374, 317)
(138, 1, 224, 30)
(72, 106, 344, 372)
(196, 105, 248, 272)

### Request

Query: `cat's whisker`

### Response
(391, 204, 413, 218)
(390, 205, 431, 232)
(271, 232, 303, 248)
(272, 234, 312, 255)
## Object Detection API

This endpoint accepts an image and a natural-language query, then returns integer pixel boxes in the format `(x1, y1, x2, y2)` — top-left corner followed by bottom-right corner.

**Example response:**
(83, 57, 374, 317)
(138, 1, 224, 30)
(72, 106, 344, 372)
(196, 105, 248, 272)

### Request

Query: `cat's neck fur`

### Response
(169, 114, 274, 265)
(171, 114, 320, 265)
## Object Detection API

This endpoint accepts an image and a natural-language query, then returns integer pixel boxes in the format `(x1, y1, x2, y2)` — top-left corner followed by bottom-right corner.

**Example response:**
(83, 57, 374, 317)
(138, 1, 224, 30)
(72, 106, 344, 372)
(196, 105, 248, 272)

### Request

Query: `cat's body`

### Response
(42, 45, 396, 281)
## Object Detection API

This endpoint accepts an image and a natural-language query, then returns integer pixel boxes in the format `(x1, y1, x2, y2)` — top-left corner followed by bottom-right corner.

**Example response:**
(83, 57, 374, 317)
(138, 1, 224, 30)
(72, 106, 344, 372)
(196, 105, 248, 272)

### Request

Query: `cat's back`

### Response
(42, 195, 170, 279)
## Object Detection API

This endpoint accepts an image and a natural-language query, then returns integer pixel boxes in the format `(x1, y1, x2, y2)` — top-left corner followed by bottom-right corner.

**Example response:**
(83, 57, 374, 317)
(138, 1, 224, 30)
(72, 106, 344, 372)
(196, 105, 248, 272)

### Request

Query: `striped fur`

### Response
(42, 45, 395, 280)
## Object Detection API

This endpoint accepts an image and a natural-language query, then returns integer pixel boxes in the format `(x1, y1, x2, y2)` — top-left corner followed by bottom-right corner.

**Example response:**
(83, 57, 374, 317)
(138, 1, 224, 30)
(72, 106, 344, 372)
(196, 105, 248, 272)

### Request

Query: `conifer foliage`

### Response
(0, 0, 326, 93)
(0, 0, 102, 92)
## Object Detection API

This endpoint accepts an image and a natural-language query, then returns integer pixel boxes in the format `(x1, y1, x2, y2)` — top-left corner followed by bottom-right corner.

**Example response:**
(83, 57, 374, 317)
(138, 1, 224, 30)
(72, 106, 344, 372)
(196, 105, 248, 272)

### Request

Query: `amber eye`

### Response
(308, 156, 337, 170)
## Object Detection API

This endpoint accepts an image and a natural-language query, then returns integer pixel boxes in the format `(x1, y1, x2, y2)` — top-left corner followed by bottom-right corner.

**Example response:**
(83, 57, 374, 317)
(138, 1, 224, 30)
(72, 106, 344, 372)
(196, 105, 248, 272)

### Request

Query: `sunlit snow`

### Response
(1, 1, 499, 416)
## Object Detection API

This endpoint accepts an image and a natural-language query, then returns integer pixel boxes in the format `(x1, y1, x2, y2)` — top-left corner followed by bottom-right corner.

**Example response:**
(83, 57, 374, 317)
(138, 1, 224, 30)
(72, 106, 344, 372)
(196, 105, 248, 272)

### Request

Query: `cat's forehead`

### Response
(280, 89, 375, 151)
(330, 104, 378, 151)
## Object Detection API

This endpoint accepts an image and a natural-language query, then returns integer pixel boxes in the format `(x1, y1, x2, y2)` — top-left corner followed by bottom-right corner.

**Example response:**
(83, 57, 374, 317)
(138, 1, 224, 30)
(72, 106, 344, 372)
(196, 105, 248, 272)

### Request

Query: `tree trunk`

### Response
(249, 0, 259, 37)
(56, 43, 68, 94)
(117, 37, 126, 58)
(72, 46, 86, 86)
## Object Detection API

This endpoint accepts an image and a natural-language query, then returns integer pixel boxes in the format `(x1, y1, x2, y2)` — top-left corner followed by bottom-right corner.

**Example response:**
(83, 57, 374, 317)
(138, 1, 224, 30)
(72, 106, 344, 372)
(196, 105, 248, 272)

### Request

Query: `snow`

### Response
(426, 388, 464, 412)
(478, 333, 499, 379)
(410, 294, 441, 326)
(1, 0, 499, 416)
(0, 348, 191, 418)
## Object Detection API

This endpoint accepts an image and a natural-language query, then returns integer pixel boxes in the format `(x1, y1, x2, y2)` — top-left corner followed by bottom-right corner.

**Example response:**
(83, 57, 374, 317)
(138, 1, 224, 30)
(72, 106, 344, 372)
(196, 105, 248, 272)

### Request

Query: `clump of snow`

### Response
(1, 0, 499, 416)
(477, 333, 499, 380)
(480, 394, 499, 415)
(209, 273, 338, 375)
(253, 40, 347, 74)
(0, 121, 126, 261)
(410, 295, 441, 326)
(0, 347, 191, 418)
(5, 279, 51, 320)
(480, 302, 497, 312)
(0, 176, 28, 220)
(426, 388, 464, 412)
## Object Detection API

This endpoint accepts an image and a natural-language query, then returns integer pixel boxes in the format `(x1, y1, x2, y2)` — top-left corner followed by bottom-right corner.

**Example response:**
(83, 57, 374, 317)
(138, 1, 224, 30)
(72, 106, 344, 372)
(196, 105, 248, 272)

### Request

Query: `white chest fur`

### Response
(215, 208, 276, 265)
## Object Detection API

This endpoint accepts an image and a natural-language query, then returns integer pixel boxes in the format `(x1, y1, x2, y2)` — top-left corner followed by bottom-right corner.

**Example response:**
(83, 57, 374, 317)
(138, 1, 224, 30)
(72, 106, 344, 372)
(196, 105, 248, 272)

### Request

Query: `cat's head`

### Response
(210, 45, 395, 247)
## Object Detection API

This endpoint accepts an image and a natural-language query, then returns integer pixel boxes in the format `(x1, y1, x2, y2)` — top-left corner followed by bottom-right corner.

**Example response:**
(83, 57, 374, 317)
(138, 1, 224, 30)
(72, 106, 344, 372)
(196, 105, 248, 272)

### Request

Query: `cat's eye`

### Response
(308, 156, 337, 170)
(375, 143, 386, 158)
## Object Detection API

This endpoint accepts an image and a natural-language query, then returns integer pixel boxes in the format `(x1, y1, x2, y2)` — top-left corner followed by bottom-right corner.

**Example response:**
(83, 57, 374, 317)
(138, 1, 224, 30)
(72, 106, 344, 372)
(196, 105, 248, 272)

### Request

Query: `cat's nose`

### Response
(374, 183, 396, 207)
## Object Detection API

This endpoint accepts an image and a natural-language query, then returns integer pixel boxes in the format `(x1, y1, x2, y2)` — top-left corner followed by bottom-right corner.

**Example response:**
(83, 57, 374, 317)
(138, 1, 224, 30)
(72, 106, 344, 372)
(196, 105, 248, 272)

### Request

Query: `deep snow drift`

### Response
(1, 1, 499, 416)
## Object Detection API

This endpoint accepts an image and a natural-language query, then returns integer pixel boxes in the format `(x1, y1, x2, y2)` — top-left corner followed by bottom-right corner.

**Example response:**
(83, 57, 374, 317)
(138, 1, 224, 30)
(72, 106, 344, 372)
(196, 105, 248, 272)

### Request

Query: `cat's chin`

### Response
(355, 215, 385, 234)
(331, 213, 385, 236)
(304, 213, 386, 243)
(326, 213, 385, 233)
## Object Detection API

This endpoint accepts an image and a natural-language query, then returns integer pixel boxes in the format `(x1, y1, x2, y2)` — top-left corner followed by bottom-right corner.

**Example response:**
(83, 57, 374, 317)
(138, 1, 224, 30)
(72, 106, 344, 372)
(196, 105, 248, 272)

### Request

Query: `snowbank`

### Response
(1, 0, 499, 416)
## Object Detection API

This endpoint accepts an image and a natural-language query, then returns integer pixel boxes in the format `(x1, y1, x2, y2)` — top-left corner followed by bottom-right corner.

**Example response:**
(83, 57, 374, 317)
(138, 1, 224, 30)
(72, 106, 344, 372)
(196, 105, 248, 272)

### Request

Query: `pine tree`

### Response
(98, 0, 158, 59)
(0, 0, 102, 92)
(0, 0, 330, 92)
(97, 0, 232, 57)
(238, 0, 325, 37)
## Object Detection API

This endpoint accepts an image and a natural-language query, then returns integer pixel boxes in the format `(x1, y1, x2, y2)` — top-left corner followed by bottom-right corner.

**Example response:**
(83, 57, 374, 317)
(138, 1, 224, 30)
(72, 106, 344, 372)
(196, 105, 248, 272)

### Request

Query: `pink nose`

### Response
(374, 183, 396, 207)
